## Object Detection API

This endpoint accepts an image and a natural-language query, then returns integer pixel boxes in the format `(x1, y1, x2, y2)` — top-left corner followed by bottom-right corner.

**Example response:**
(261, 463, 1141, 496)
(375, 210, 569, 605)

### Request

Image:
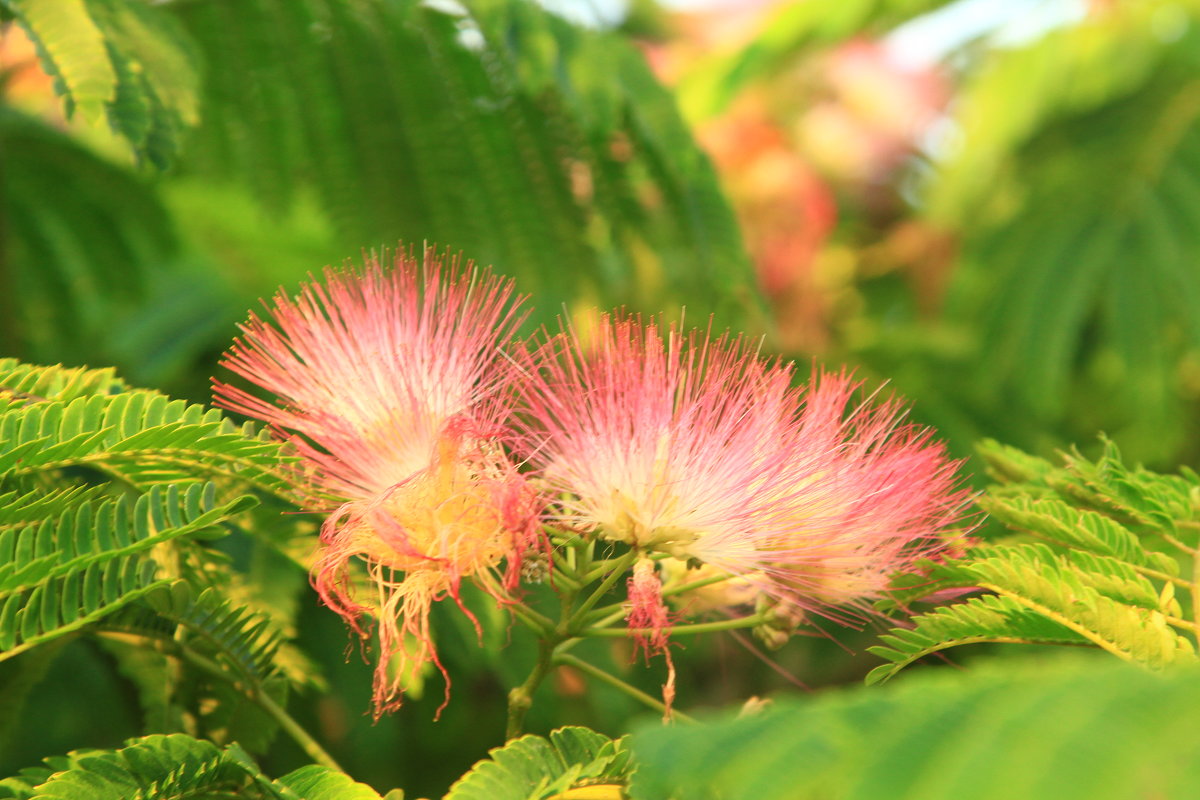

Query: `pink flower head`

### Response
(751, 370, 969, 621)
(516, 314, 967, 638)
(215, 249, 541, 716)
(517, 315, 798, 556)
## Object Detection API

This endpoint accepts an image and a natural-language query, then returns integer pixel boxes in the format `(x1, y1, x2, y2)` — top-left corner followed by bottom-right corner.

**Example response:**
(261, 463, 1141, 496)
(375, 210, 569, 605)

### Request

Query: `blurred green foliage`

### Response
(680, 0, 1200, 468)
(3, 0, 1200, 797)
(629, 652, 1200, 800)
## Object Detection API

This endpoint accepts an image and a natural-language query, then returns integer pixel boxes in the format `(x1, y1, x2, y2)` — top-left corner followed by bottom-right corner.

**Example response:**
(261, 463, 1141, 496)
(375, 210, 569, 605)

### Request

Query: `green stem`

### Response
(661, 572, 736, 599)
(1135, 565, 1195, 591)
(550, 566, 583, 593)
(506, 636, 559, 740)
(1191, 549, 1200, 650)
(557, 608, 629, 659)
(511, 602, 558, 637)
(1165, 613, 1195, 631)
(186, 649, 343, 771)
(582, 572, 737, 624)
(100, 632, 344, 771)
(472, 572, 557, 636)
(567, 550, 639, 631)
(583, 614, 769, 638)
(581, 560, 635, 585)
(1163, 532, 1198, 555)
(553, 652, 696, 724)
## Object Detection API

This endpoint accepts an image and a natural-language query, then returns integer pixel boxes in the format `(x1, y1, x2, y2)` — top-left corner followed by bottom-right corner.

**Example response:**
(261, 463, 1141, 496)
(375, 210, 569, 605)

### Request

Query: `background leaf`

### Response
(445, 726, 629, 800)
(168, 0, 756, 328)
(629, 653, 1200, 800)
(3, 0, 115, 123)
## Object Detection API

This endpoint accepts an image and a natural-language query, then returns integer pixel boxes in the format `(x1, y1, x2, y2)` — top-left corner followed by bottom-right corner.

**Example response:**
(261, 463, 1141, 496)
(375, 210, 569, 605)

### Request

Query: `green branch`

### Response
(98, 631, 344, 772)
(553, 652, 696, 724)
(506, 636, 561, 740)
(582, 614, 769, 638)
(567, 549, 639, 632)
(1191, 550, 1200, 651)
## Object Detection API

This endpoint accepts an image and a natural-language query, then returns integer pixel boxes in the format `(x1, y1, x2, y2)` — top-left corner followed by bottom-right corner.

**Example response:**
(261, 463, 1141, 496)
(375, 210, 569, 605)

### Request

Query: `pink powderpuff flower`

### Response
(214, 249, 542, 716)
(516, 316, 799, 556)
(515, 314, 967, 653)
(749, 369, 969, 623)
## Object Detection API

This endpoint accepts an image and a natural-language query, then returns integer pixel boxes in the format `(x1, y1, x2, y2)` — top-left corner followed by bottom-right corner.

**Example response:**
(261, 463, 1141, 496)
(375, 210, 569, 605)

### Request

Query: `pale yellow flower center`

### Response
(351, 440, 511, 580)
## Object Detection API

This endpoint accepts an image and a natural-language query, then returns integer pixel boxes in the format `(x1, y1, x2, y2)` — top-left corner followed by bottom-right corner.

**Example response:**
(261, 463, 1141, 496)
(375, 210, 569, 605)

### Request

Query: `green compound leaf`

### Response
(0, 387, 288, 495)
(83, 0, 202, 168)
(866, 593, 1089, 684)
(978, 494, 1181, 575)
(0, 485, 255, 662)
(445, 726, 631, 800)
(0, 734, 383, 800)
(978, 436, 1200, 539)
(629, 654, 1200, 800)
(3, 0, 116, 123)
(882, 543, 1192, 674)
(97, 581, 321, 754)
(1, 109, 175, 362)
(168, 0, 756, 328)
(0, 555, 166, 662)
(2, 0, 200, 165)
(932, 8, 1200, 458)
(277, 765, 386, 800)
(0, 483, 251, 595)
(0, 360, 127, 405)
(874, 439, 1199, 680)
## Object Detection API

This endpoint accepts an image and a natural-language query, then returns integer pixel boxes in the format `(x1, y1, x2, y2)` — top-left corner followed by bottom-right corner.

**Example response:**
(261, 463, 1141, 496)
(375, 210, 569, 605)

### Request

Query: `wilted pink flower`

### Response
(215, 249, 541, 715)
(516, 315, 966, 642)
(627, 557, 676, 718)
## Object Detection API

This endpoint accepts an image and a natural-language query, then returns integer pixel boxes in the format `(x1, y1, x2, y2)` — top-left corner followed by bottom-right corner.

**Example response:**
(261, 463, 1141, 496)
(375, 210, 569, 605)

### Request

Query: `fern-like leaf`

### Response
(877, 440, 1200, 679)
(169, 0, 756, 327)
(97, 582, 320, 752)
(630, 653, 1200, 800)
(0, 110, 194, 370)
(934, 8, 1200, 458)
(0, 480, 261, 662)
(446, 726, 631, 800)
(275, 765, 387, 800)
(951, 543, 1189, 666)
(0, 389, 288, 495)
(0, 360, 126, 405)
(2, 0, 116, 123)
(866, 593, 1089, 684)
(0, 733, 385, 800)
(0, 554, 165, 661)
(0, 483, 253, 597)
(977, 494, 1180, 575)
(2, 0, 200, 165)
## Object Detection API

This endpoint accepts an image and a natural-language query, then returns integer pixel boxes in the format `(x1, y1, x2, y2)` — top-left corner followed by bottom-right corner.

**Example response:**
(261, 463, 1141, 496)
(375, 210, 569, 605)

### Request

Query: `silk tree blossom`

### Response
(214, 250, 541, 716)
(515, 315, 967, 656)
(750, 370, 968, 621)
(517, 317, 799, 554)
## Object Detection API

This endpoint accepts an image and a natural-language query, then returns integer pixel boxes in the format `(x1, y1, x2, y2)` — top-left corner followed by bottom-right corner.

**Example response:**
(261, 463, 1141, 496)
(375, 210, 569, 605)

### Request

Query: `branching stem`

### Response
(567, 549, 638, 631)
(1191, 550, 1200, 650)
(506, 635, 561, 740)
(98, 632, 344, 771)
(553, 652, 696, 724)
(583, 614, 769, 638)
